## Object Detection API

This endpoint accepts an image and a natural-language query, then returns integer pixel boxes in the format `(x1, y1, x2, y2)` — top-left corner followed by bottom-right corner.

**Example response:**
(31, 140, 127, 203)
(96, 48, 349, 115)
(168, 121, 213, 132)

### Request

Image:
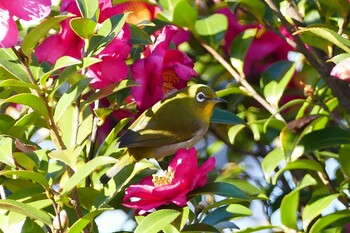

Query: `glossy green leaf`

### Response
(0, 199, 52, 226)
(130, 24, 152, 45)
(0, 48, 29, 82)
(82, 80, 137, 109)
(227, 0, 266, 23)
(272, 159, 323, 185)
(76, 0, 99, 19)
(22, 16, 70, 58)
(68, 209, 109, 233)
(299, 127, 350, 152)
(39, 56, 82, 86)
(48, 146, 83, 170)
(195, 14, 228, 47)
(261, 147, 284, 182)
(62, 156, 117, 194)
(189, 182, 248, 200)
(280, 175, 318, 229)
(211, 108, 246, 125)
(228, 124, 246, 144)
(295, 27, 350, 53)
(328, 53, 350, 64)
(309, 209, 350, 233)
(339, 145, 350, 177)
(0, 79, 40, 92)
(54, 78, 91, 122)
(303, 194, 340, 230)
(0, 170, 50, 190)
(182, 223, 220, 232)
(0, 137, 15, 167)
(236, 225, 283, 233)
(261, 61, 296, 108)
(202, 205, 240, 227)
(230, 28, 257, 75)
(172, 0, 197, 30)
(134, 209, 180, 233)
(96, 118, 130, 156)
(3, 93, 49, 119)
(70, 18, 98, 39)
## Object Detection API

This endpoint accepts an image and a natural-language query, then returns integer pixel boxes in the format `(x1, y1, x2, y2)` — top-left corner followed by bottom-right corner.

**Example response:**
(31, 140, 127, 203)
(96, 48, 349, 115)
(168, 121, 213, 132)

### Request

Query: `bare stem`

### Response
(199, 41, 286, 123)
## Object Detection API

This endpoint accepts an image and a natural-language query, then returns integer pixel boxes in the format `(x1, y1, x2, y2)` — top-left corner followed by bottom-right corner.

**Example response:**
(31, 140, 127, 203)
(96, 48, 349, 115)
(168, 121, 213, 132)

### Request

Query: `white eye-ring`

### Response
(196, 92, 206, 103)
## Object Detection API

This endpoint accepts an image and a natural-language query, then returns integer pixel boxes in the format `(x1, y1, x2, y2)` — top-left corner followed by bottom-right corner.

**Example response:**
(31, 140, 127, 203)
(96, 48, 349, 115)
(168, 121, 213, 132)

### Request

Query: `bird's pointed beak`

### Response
(212, 97, 227, 104)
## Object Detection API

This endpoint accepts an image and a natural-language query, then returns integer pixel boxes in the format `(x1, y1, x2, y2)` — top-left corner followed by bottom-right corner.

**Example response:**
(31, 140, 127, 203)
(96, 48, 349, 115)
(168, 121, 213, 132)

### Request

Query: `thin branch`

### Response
(199, 41, 286, 123)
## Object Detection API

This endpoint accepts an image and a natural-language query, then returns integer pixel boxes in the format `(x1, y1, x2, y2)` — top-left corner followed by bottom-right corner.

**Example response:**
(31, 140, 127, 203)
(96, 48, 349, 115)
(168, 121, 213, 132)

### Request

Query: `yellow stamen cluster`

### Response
(152, 167, 175, 187)
(162, 70, 180, 95)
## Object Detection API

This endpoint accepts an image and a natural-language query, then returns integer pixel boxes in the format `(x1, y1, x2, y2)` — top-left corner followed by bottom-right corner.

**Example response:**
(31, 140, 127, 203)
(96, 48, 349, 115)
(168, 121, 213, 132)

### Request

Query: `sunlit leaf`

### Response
(0, 48, 29, 82)
(22, 16, 70, 58)
(68, 209, 110, 233)
(62, 156, 117, 195)
(70, 18, 98, 39)
(195, 14, 228, 47)
(303, 194, 340, 230)
(309, 209, 350, 233)
(0, 137, 15, 167)
(0, 199, 52, 226)
(76, 0, 99, 19)
(261, 147, 284, 182)
(0, 170, 50, 190)
(134, 209, 180, 233)
(172, 0, 197, 30)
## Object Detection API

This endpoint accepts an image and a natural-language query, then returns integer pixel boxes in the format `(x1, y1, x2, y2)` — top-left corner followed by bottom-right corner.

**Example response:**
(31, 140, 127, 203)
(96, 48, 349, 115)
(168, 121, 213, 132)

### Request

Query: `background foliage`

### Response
(1, 0, 350, 232)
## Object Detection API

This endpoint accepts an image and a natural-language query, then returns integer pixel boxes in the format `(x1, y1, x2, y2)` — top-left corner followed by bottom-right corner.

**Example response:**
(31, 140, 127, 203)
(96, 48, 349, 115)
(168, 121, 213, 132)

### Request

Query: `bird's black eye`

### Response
(196, 92, 206, 103)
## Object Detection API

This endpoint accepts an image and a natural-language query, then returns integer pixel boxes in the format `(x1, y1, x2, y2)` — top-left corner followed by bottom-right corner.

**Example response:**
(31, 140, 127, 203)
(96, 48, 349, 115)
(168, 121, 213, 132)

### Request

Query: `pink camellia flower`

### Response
(35, 0, 132, 89)
(331, 58, 350, 82)
(216, 7, 293, 79)
(0, 0, 51, 48)
(131, 25, 197, 112)
(123, 148, 215, 214)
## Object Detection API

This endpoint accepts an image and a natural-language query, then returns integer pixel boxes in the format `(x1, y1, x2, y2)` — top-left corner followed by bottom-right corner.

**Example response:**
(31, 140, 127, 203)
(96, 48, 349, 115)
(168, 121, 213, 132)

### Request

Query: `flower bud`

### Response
(331, 58, 350, 82)
(53, 210, 68, 230)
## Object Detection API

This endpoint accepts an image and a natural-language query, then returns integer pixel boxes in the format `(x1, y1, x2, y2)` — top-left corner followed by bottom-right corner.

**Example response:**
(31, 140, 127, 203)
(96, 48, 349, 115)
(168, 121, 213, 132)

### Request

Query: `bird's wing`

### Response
(119, 120, 204, 148)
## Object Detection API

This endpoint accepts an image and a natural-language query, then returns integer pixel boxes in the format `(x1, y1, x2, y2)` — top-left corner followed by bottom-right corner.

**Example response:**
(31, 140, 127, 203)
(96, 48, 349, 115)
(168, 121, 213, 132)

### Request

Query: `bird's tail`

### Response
(100, 151, 136, 184)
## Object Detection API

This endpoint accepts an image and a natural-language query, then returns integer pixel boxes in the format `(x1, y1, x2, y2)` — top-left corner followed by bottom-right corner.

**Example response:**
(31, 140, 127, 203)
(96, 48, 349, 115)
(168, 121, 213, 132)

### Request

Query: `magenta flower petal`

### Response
(2, 0, 51, 21)
(0, 7, 18, 48)
(123, 148, 216, 213)
(87, 56, 129, 89)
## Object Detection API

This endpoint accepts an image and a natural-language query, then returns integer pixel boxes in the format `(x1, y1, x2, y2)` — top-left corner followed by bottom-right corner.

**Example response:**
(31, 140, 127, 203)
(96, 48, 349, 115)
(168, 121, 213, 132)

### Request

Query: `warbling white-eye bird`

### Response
(100, 84, 226, 184)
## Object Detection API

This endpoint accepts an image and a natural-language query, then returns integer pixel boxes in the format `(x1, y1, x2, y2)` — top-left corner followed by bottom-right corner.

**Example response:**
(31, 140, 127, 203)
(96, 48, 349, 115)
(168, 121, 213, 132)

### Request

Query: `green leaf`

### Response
(70, 18, 98, 39)
(68, 209, 109, 233)
(202, 205, 240, 227)
(76, 0, 99, 19)
(54, 78, 91, 122)
(82, 80, 137, 109)
(0, 48, 29, 82)
(48, 146, 83, 171)
(261, 147, 284, 182)
(62, 156, 117, 195)
(303, 194, 340, 230)
(0, 137, 15, 167)
(195, 14, 228, 47)
(172, 0, 197, 30)
(3, 93, 49, 119)
(328, 53, 350, 64)
(134, 209, 180, 233)
(130, 24, 153, 45)
(182, 223, 220, 233)
(0, 199, 52, 226)
(228, 0, 266, 23)
(295, 27, 350, 53)
(0, 79, 41, 92)
(261, 61, 296, 108)
(272, 160, 323, 185)
(309, 209, 350, 233)
(339, 145, 350, 177)
(189, 182, 248, 200)
(211, 108, 246, 125)
(228, 124, 246, 144)
(39, 56, 82, 86)
(230, 28, 257, 75)
(0, 170, 50, 190)
(280, 175, 318, 229)
(299, 127, 350, 152)
(22, 16, 70, 58)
